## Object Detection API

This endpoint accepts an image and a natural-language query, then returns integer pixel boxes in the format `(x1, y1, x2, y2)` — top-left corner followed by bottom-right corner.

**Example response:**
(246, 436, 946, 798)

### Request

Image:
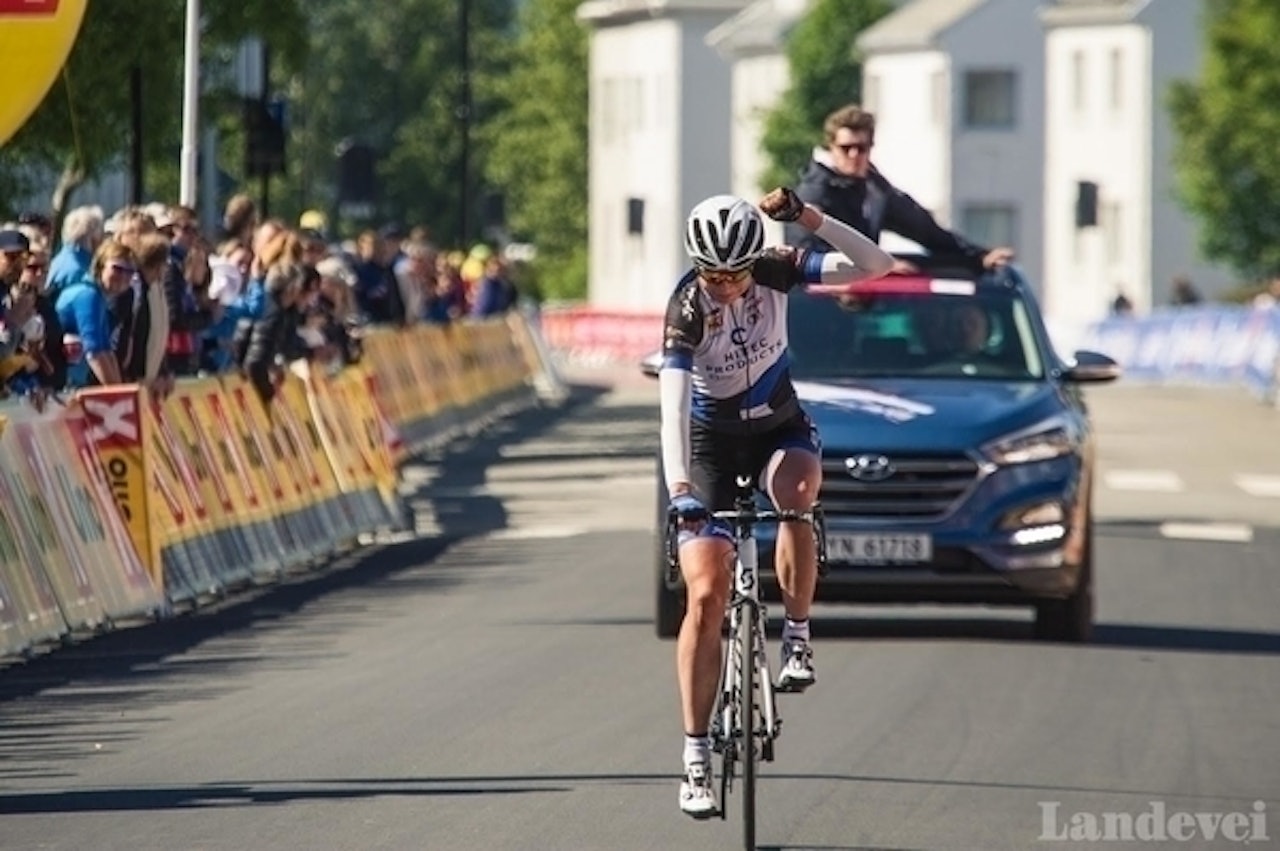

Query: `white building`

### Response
(577, 0, 749, 311)
(1040, 0, 1233, 326)
(857, 0, 1046, 286)
(706, 0, 810, 246)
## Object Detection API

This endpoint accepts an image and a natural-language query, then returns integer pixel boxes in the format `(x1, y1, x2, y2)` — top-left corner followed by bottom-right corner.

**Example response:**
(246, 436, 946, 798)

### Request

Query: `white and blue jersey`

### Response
(661, 247, 825, 434)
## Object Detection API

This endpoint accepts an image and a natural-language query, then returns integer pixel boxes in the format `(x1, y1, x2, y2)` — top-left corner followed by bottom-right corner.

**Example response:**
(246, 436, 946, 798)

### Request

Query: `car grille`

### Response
(819, 453, 980, 519)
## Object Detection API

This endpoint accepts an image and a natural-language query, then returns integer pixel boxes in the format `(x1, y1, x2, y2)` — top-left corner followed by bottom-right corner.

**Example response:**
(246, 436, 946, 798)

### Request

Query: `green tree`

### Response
(1169, 0, 1280, 280)
(478, 0, 588, 300)
(758, 0, 892, 192)
(0, 0, 306, 222)
(284, 0, 513, 246)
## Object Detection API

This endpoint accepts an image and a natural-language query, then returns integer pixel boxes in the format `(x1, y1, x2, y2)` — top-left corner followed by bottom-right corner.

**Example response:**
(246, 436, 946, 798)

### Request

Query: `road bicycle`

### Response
(666, 476, 827, 850)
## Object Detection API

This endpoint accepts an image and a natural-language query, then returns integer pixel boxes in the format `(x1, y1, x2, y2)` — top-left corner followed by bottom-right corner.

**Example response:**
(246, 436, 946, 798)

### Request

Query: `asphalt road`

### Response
(0, 373, 1277, 851)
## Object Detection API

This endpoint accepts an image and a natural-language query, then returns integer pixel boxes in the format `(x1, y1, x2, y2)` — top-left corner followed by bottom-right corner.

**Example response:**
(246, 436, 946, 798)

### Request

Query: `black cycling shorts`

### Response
(688, 411, 821, 512)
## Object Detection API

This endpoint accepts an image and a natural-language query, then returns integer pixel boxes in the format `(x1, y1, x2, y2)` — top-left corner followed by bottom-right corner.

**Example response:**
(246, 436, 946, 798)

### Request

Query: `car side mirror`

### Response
(640, 350, 662, 379)
(1062, 349, 1121, 383)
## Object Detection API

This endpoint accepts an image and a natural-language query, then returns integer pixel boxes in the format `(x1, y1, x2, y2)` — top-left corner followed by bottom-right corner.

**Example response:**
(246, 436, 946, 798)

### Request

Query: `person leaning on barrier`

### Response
(662, 187, 893, 818)
(785, 104, 1014, 274)
(239, 262, 305, 405)
(55, 240, 130, 388)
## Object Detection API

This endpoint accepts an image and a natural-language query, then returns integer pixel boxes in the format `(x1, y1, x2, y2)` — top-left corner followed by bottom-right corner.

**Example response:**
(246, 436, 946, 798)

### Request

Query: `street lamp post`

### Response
(179, 0, 201, 207)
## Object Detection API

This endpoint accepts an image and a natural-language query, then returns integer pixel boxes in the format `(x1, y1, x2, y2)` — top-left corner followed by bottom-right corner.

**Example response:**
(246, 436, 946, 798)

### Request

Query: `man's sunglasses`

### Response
(835, 142, 872, 155)
(699, 268, 752, 287)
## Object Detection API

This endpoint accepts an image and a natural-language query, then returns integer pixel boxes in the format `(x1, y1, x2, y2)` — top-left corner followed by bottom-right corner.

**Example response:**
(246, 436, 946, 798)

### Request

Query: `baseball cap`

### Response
(0, 229, 30, 253)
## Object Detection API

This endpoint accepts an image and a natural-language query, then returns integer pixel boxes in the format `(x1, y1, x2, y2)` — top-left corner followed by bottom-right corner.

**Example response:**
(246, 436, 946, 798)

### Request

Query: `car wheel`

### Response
(1034, 523, 1094, 643)
(655, 532, 685, 639)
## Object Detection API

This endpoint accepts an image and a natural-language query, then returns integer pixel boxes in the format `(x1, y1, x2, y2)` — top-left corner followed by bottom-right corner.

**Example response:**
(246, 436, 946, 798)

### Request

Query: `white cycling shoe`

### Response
(776, 638, 816, 693)
(678, 761, 719, 819)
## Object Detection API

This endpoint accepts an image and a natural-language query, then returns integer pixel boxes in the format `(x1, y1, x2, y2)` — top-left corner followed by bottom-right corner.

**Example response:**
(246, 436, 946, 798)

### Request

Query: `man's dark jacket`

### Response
(784, 158, 990, 269)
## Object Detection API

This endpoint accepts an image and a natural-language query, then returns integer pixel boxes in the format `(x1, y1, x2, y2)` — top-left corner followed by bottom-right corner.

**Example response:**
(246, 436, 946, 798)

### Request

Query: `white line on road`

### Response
(1158, 522, 1254, 543)
(489, 525, 589, 541)
(1104, 470, 1185, 492)
(1233, 474, 1280, 498)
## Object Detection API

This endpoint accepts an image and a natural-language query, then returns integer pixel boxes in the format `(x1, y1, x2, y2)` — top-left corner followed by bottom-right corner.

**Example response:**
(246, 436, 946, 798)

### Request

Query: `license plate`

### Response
(827, 533, 933, 565)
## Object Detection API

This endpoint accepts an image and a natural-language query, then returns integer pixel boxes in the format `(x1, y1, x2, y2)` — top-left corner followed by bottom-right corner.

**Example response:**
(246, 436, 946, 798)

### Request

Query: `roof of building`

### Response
(856, 0, 989, 53)
(706, 0, 809, 58)
(577, 0, 747, 27)
(1039, 0, 1152, 28)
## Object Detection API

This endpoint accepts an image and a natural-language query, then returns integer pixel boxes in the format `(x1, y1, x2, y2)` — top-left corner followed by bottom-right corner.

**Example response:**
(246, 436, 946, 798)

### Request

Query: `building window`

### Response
(961, 203, 1017, 247)
(962, 70, 1016, 128)
(1108, 48, 1122, 111)
(1101, 201, 1123, 263)
(1071, 50, 1086, 113)
(930, 70, 946, 125)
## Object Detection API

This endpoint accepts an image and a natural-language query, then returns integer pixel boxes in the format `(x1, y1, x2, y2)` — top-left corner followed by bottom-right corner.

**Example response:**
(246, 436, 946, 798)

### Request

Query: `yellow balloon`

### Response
(0, 0, 89, 147)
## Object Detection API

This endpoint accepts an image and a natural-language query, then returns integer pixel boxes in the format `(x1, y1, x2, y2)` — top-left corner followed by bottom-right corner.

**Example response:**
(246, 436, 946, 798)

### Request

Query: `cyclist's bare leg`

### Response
(677, 537, 734, 735)
(766, 447, 822, 619)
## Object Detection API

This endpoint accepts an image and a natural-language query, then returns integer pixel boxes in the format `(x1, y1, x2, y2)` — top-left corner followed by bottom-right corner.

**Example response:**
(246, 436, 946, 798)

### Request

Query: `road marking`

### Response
(1104, 470, 1184, 492)
(489, 525, 588, 541)
(1233, 474, 1280, 498)
(1158, 522, 1254, 543)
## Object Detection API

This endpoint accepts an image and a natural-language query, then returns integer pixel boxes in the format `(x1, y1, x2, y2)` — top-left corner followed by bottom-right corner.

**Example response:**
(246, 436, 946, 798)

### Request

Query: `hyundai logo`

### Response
(846, 454, 895, 482)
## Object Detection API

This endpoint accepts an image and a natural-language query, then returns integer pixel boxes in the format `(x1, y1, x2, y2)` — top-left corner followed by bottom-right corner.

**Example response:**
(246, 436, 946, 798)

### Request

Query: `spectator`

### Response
(1170, 274, 1203, 306)
(131, 233, 175, 395)
(786, 104, 1013, 273)
(203, 238, 251, 372)
(47, 205, 105, 293)
(56, 240, 130, 388)
(352, 229, 405, 325)
(222, 193, 258, 244)
(0, 229, 36, 361)
(15, 230, 66, 391)
(470, 255, 516, 317)
(236, 261, 305, 404)
(1252, 278, 1280, 310)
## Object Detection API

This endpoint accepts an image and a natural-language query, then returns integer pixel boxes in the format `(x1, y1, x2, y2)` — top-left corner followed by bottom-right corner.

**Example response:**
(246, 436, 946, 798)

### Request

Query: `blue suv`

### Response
(646, 257, 1121, 643)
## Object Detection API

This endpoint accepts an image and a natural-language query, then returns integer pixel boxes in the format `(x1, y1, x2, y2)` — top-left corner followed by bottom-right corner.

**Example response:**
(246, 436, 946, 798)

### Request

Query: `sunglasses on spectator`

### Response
(108, 262, 137, 275)
(25, 262, 47, 273)
(699, 267, 752, 287)
(835, 142, 872, 155)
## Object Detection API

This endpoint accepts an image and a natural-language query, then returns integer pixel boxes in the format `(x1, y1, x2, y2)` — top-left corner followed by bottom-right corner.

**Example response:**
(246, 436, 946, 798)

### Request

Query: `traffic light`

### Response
(244, 97, 286, 178)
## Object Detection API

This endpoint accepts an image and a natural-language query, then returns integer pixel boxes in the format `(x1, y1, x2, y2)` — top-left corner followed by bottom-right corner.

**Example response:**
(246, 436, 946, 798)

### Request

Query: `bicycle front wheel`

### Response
(738, 605, 756, 850)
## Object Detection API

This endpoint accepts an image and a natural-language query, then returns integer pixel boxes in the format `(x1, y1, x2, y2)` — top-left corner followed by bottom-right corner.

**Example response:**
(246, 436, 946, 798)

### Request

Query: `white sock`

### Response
(683, 734, 710, 767)
(782, 616, 810, 644)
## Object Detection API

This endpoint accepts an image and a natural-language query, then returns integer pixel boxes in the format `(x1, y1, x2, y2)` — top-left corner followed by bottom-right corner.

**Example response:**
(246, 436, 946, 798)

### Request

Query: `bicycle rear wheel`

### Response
(738, 606, 756, 850)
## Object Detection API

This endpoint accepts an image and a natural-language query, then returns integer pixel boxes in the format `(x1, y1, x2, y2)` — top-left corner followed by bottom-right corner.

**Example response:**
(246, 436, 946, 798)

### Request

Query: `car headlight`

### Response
(983, 416, 1078, 465)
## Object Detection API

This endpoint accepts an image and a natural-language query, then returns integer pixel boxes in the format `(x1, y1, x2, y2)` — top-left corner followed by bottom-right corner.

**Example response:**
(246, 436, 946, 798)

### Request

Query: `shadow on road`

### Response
(803, 615, 1280, 655)
(0, 381, 633, 782)
(0, 767, 1252, 816)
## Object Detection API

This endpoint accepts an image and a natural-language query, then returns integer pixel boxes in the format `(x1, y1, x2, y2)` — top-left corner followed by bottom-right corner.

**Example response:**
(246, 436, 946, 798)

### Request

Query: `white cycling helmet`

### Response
(684, 195, 765, 273)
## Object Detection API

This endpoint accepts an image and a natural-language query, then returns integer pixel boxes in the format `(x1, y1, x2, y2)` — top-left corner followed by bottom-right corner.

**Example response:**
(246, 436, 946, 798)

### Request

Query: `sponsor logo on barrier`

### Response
(150, 409, 208, 521)
(82, 396, 140, 446)
(206, 392, 262, 510)
(152, 470, 185, 526)
(179, 395, 235, 514)
(231, 386, 286, 500)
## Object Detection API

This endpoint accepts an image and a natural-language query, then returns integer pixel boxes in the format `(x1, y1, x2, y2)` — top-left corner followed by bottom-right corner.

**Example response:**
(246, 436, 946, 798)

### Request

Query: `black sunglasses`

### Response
(835, 142, 872, 155)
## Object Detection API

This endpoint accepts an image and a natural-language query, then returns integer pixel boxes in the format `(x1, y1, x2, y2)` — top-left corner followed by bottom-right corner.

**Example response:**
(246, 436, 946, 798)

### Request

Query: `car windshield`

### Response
(787, 287, 1046, 381)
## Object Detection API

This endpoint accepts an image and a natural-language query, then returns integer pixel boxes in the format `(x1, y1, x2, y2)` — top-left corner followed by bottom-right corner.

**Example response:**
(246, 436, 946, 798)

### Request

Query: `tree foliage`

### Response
(1169, 0, 1280, 280)
(0, 0, 306, 220)
(478, 0, 589, 300)
(286, 0, 513, 246)
(758, 0, 892, 192)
